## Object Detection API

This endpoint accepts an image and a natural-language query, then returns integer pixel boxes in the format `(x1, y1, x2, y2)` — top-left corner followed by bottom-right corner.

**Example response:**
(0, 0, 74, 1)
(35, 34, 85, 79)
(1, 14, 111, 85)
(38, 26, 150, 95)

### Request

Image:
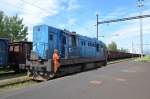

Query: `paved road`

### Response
(1, 61, 150, 99)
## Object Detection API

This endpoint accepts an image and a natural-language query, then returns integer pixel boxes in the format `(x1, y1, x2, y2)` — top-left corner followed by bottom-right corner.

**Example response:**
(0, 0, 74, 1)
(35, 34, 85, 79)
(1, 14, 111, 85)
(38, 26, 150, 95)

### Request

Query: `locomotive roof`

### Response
(34, 25, 105, 45)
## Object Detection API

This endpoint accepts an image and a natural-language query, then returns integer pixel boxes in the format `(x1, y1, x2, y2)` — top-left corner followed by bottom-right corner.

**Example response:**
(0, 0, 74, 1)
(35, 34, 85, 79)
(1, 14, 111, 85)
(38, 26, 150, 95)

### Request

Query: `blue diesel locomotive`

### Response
(27, 25, 107, 80)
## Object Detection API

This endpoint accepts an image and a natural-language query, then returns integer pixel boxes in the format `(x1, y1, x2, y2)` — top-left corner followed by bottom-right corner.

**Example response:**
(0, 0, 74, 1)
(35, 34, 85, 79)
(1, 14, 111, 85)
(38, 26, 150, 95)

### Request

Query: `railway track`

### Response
(0, 76, 32, 87)
(0, 72, 26, 80)
(0, 79, 38, 94)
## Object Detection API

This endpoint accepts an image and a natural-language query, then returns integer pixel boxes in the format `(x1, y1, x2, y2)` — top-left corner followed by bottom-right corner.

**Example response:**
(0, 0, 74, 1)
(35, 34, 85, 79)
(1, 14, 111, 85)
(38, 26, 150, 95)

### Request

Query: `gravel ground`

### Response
(1, 60, 150, 99)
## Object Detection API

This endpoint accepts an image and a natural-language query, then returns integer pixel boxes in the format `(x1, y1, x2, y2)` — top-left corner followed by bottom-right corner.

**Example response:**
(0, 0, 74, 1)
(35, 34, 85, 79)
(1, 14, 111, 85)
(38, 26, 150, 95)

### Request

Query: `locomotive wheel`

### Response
(103, 59, 107, 66)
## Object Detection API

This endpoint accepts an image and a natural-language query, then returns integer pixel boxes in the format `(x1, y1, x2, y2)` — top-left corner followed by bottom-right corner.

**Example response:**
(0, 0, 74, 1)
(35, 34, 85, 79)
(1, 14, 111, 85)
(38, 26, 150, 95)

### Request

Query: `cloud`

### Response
(67, 18, 77, 25)
(0, 0, 80, 41)
(105, 17, 150, 47)
(101, 7, 150, 53)
(108, 9, 150, 40)
(0, 0, 22, 15)
(61, 0, 80, 11)
(0, 0, 61, 41)
(21, 0, 61, 41)
(67, 0, 80, 11)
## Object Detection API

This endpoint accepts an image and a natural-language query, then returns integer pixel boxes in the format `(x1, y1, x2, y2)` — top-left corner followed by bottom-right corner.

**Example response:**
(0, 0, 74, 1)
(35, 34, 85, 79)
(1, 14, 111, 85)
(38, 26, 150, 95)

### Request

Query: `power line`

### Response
(20, 0, 97, 33)
(0, 1, 67, 22)
(0, 0, 95, 35)
(0, 1, 68, 27)
(20, 0, 73, 23)
(0, 1, 34, 15)
(21, 0, 53, 14)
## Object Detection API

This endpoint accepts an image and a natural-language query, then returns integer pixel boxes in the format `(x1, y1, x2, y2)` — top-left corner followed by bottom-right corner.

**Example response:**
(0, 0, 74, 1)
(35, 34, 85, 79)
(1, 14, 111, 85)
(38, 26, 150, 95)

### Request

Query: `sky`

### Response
(0, 0, 150, 53)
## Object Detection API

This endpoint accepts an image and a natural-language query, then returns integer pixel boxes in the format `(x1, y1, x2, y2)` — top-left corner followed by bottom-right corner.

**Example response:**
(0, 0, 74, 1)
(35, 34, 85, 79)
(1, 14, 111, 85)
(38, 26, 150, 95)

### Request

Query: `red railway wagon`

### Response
(8, 41, 32, 72)
(107, 51, 133, 60)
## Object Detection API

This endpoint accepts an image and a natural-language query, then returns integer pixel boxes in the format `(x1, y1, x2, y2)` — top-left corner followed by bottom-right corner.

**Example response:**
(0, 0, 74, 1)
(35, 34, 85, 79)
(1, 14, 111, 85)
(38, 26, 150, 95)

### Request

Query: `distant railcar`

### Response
(0, 38, 9, 67)
(107, 50, 139, 60)
(8, 41, 32, 72)
(27, 25, 107, 80)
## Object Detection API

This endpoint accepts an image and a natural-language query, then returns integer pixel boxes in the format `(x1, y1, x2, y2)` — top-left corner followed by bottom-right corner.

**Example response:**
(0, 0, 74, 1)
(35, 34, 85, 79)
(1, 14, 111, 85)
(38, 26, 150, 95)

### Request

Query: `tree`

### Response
(0, 11, 28, 41)
(107, 41, 118, 51)
(0, 11, 5, 36)
(119, 48, 128, 52)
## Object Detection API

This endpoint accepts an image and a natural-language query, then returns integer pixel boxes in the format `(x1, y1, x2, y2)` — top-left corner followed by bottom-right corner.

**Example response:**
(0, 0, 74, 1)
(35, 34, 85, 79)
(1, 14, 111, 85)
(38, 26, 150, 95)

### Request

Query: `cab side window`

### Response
(96, 44, 99, 52)
(63, 36, 66, 44)
(49, 34, 53, 40)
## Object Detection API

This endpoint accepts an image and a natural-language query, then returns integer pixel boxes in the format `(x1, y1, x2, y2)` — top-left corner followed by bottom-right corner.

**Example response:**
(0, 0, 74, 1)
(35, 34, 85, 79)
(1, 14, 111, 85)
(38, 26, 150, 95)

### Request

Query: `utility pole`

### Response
(137, 0, 144, 58)
(96, 13, 99, 40)
(132, 41, 134, 57)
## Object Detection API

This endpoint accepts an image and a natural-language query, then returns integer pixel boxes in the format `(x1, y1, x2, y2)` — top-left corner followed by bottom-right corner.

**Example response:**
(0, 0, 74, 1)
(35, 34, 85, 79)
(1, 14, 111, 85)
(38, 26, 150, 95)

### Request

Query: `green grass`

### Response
(0, 80, 38, 94)
(0, 68, 14, 74)
(0, 76, 31, 87)
(108, 57, 138, 64)
(135, 55, 150, 62)
(0, 73, 26, 80)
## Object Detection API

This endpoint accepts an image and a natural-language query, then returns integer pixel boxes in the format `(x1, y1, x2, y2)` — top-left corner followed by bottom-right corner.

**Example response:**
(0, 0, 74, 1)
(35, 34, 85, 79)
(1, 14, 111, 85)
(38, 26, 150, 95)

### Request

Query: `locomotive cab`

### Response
(27, 25, 56, 80)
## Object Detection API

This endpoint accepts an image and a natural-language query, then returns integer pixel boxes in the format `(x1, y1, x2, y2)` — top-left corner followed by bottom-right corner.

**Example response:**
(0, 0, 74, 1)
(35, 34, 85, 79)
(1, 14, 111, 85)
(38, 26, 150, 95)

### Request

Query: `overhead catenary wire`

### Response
(20, 0, 96, 33)
(98, 14, 150, 24)
(21, 0, 54, 14)
(0, 0, 68, 24)
(0, 1, 34, 15)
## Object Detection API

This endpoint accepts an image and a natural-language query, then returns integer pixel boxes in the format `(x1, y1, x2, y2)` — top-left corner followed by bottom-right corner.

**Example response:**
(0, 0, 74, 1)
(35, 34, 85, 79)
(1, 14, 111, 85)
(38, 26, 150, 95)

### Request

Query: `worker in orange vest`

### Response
(53, 49, 60, 73)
